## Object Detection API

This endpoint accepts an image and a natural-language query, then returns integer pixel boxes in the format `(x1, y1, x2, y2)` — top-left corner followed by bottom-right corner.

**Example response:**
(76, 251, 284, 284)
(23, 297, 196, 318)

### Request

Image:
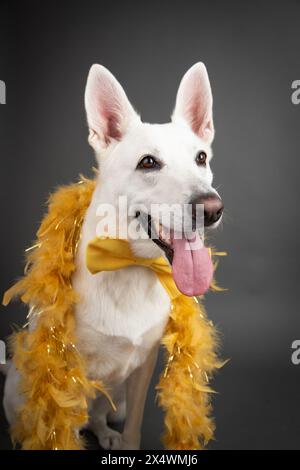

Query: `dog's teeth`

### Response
(158, 224, 172, 247)
(160, 225, 166, 240)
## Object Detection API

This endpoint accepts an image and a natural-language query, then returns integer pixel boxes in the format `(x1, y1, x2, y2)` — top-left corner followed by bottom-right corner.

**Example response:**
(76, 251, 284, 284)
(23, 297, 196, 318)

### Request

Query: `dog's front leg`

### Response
(121, 345, 159, 450)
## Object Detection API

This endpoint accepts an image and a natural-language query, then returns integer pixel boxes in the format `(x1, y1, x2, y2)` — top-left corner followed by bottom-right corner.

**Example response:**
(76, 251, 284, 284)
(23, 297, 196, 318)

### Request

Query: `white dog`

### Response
(3, 62, 223, 450)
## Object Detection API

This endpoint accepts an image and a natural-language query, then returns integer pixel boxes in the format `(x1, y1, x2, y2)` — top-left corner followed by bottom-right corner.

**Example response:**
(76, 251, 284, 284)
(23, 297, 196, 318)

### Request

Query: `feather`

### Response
(3, 176, 225, 450)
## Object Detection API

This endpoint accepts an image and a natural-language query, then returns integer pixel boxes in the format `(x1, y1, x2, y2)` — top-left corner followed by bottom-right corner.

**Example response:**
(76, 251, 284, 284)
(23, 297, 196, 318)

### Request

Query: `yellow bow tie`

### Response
(86, 237, 181, 301)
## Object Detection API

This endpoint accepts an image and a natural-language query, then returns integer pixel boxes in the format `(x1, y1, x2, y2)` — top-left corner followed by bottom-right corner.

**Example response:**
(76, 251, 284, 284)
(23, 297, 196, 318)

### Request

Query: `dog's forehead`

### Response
(143, 122, 197, 142)
(126, 121, 201, 155)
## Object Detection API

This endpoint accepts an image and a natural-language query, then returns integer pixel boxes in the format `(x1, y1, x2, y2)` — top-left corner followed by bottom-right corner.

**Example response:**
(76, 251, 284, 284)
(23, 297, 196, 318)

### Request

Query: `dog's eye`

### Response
(195, 151, 207, 166)
(137, 155, 161, 170)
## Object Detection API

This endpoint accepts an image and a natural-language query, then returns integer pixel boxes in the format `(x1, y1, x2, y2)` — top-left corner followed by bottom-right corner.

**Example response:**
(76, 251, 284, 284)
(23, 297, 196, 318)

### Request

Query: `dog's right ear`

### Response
(172, 62, 214, 144)
(85, 64, 139, 150)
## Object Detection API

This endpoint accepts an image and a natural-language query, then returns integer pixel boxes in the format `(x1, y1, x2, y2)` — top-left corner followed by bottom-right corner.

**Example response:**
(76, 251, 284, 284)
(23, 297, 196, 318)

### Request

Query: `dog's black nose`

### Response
(191, 193, 224, 227)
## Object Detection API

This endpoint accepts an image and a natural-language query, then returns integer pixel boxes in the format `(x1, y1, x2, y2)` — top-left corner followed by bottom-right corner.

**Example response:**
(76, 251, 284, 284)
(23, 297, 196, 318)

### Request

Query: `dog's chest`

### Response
(73, 262, 170, 384)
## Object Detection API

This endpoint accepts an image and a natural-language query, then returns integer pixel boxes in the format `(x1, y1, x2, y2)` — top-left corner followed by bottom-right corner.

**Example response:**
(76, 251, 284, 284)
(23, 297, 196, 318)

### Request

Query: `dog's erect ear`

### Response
(172, 62, 214, 144)
(85, 64, 139, 148)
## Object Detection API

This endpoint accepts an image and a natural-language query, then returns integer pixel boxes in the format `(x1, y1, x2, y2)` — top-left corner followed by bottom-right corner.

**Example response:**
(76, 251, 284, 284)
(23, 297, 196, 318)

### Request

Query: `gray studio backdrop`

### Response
(0, 0, 300, 450)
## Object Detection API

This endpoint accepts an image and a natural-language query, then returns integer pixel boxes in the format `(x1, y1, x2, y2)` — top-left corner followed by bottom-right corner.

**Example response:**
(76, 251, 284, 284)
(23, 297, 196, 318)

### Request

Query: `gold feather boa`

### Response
(3, 177, 224, 450)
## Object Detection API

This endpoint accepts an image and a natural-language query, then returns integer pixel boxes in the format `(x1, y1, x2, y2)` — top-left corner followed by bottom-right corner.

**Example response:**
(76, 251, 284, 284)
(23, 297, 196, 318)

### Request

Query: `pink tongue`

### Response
(172, 232, 214, 296)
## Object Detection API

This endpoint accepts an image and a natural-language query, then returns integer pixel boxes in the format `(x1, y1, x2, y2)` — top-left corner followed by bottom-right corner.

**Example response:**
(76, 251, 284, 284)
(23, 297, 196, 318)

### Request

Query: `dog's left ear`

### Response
(172, 62, 214, 144)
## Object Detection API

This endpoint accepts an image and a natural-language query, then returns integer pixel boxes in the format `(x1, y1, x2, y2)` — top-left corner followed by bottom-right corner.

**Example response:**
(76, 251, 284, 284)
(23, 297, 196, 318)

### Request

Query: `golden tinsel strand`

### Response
(156, 295, 224, 450)
(3, 177, 112, 450)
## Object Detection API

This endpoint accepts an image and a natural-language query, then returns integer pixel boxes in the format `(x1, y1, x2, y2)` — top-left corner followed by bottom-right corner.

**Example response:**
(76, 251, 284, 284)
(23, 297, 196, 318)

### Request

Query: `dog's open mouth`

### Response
(137, 213, 214, 297)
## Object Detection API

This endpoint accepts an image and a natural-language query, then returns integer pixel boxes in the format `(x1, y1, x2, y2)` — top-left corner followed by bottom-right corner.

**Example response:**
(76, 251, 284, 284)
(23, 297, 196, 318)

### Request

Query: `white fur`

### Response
(3, 62, 221, 450)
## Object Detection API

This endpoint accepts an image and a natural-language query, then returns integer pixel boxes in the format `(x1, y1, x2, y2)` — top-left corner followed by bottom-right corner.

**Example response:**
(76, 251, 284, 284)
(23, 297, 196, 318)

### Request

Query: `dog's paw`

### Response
(97, 427, 122, 450)
(119, 433, 141, 450)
